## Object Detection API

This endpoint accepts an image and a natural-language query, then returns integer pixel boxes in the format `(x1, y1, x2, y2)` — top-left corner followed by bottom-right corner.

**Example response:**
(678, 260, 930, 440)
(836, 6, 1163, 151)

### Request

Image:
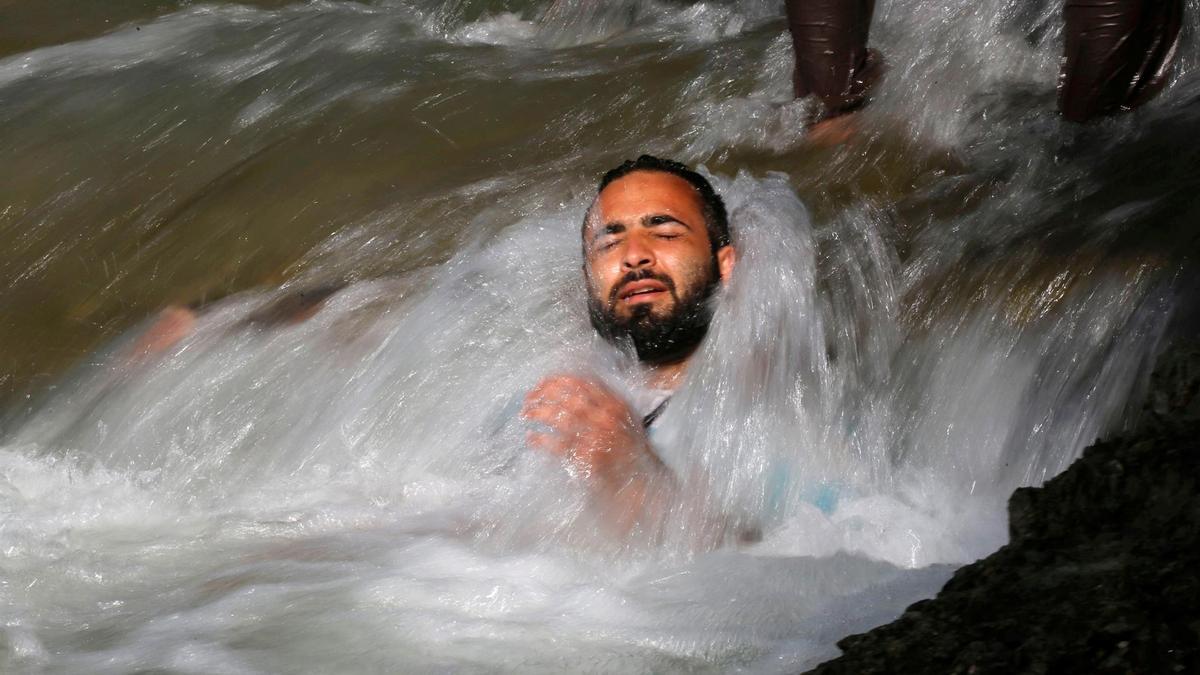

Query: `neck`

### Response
(644, 355, 690, 391)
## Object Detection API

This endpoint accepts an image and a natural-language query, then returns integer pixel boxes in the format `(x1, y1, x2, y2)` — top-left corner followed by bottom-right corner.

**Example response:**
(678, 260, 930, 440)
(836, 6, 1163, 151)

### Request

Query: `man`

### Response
(520, 155, 739, 542)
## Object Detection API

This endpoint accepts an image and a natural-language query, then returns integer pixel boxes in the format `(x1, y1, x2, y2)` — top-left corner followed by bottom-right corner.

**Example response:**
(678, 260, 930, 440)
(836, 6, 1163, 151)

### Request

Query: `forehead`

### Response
(591, 171, 705, 227)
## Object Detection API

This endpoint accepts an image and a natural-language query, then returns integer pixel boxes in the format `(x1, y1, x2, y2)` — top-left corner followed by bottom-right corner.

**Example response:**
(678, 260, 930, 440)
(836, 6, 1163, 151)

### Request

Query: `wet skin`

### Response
(585, 171, 735, 330)
(521, 171, 736, 535)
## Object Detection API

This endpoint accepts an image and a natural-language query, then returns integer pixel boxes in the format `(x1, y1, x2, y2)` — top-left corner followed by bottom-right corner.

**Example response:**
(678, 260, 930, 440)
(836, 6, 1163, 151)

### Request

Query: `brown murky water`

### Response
(0, 0, 299, 58)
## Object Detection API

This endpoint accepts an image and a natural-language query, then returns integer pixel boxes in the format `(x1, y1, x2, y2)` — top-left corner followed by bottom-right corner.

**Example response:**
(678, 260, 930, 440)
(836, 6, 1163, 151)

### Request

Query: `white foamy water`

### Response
(1, 0, 1194, 672)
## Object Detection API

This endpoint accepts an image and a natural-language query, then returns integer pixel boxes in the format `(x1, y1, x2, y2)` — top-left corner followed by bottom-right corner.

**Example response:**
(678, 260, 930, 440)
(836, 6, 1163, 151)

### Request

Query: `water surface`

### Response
(1, 1, 1197, 672)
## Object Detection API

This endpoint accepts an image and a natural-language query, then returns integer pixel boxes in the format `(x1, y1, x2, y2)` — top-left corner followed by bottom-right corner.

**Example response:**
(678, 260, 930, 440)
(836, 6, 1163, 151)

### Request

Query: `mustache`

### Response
(608, 269, 677, 306)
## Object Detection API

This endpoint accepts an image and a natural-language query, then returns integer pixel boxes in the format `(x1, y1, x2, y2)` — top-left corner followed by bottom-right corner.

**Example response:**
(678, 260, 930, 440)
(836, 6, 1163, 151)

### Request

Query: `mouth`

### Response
(618, 279, 669, 304)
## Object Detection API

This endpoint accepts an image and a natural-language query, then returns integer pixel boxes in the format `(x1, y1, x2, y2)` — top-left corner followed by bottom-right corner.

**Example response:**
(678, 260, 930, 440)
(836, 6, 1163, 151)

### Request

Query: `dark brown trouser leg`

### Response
(1058, 0, 1184, 122)
(784, 0, 878, 115)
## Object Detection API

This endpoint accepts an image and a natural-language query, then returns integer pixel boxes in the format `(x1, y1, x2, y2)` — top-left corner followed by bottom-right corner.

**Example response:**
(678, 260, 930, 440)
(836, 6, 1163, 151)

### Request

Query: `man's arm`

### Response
(520, 374, 746, 548)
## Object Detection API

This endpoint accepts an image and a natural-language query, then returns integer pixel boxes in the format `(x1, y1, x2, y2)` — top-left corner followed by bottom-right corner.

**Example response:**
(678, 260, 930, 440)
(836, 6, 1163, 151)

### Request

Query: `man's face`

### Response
(583, 170, 735, 363)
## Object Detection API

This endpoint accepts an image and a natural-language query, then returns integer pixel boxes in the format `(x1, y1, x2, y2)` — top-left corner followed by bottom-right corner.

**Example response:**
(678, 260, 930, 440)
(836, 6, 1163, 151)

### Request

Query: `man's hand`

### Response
(521, 375, 660, 484)
(521, 375, 673, 534)
(521, 374, 752, 548)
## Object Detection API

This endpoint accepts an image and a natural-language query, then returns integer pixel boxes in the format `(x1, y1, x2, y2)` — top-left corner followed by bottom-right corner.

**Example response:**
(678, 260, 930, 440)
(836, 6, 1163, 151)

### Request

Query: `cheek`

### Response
(585, 263, 618, 300)
(662, 250, 713, 290)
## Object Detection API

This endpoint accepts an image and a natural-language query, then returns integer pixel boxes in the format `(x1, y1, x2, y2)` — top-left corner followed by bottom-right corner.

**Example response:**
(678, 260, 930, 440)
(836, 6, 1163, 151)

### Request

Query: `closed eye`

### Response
(644, 213, 692, 233)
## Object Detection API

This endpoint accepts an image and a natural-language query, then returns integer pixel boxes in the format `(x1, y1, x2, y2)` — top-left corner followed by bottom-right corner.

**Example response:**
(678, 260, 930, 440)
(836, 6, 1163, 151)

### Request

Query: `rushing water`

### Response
(1, 0, 1197, 672)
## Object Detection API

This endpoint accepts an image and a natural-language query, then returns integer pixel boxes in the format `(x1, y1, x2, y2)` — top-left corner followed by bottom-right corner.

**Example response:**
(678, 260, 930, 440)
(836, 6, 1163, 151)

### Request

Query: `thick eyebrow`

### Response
(589, 213, 694, 245)
(641, 213, 693, 229)
(591, 221, 626, 244)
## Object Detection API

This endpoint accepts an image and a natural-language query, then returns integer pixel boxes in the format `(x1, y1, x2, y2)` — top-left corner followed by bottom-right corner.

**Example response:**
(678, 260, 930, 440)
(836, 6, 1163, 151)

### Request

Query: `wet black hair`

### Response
(594, 155, 731, 250)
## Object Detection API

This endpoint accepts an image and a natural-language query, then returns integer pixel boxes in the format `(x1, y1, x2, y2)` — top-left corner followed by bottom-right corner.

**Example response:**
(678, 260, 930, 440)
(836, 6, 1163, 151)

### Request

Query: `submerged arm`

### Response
(521, 374, 753, 548)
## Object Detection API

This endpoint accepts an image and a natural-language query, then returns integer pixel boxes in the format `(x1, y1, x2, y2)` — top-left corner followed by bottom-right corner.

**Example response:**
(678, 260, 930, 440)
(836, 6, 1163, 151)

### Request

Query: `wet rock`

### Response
(805, 344, 1200, 674)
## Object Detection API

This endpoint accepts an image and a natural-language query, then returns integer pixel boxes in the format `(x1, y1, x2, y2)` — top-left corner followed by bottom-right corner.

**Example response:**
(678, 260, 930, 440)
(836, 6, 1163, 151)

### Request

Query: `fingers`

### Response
(521, 402, 556, 424)
(523, 375, 597, 409)
(522, 375, 597, 428)
(526, 430, 568, 456)
(525, 430, 602, 479)
(522, 401, 615, 445)
(523, 391, 584, 433)
(521, 374, 625, 419)
(520, 373, 648, 479)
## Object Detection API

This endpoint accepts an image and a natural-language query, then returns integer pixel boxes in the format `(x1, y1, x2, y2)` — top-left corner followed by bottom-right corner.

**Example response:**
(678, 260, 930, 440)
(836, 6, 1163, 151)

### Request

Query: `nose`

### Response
(621, 233, 655, 270)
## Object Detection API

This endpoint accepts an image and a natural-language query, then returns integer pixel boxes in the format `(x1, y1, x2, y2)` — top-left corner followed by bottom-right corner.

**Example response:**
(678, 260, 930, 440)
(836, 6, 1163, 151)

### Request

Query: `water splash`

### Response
(1, 0, 1194, 671)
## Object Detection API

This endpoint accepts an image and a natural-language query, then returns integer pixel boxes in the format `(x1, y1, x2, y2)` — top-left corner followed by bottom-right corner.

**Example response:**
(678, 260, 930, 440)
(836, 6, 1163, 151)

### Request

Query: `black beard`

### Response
(588, 259, 721, 365)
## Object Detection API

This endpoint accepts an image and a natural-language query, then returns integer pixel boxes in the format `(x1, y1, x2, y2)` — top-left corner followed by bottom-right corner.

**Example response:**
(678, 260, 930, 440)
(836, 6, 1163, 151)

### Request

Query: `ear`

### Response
(716, 245, 737, 284)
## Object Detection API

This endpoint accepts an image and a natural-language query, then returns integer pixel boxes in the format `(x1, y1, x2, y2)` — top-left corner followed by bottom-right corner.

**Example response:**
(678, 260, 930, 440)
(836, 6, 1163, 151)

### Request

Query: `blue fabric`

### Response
(767, 463, 841, 515)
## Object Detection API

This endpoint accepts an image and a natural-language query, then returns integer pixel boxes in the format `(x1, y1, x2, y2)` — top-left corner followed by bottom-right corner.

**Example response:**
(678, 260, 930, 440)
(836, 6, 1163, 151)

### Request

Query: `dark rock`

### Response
(805, 344, 1200, 675)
